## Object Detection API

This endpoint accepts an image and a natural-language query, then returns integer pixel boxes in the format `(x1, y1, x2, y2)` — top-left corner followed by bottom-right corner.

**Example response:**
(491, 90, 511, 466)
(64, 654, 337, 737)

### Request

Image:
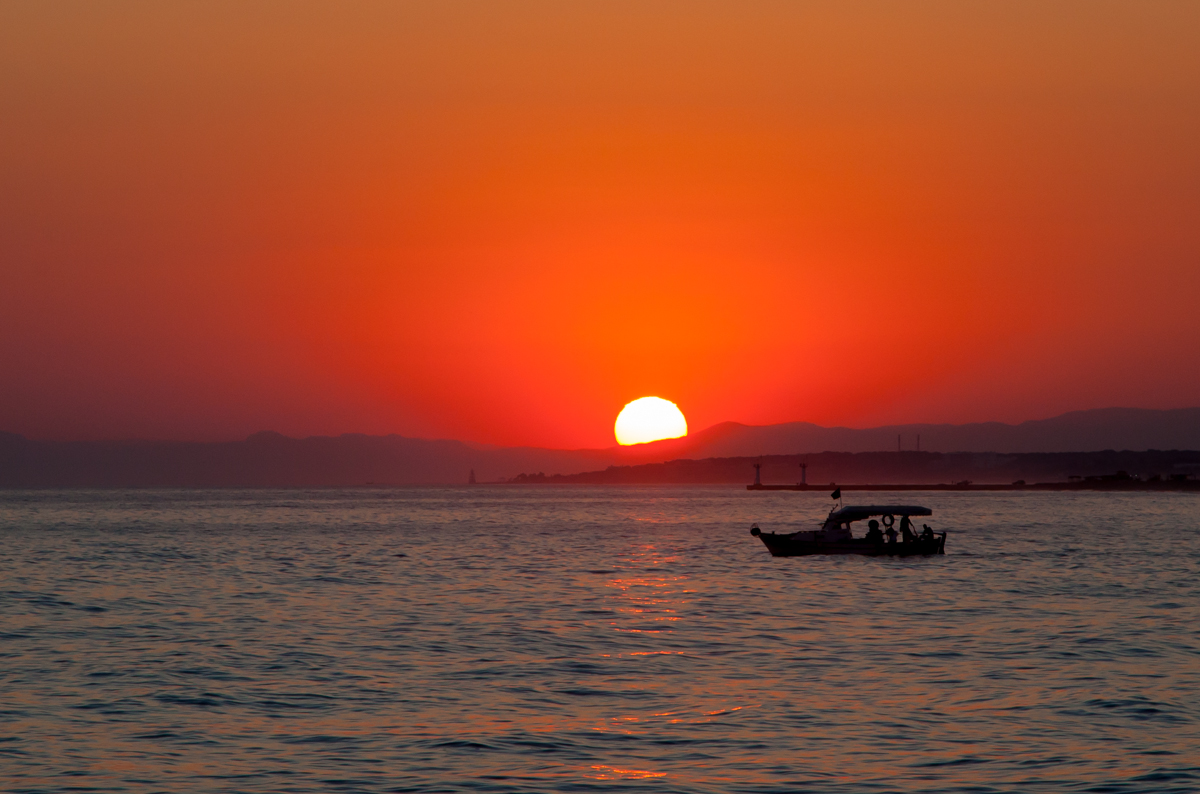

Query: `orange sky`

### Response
(2, 2, 1198, 448)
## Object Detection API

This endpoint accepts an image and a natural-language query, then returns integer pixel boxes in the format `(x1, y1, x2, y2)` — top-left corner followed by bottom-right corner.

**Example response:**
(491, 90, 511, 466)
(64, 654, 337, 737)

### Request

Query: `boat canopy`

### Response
(827, 505, 932, 524)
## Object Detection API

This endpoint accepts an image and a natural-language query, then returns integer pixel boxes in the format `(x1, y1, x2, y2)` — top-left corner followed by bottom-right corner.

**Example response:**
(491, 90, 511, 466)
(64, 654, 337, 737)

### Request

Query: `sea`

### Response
(1, 487, 1198, 793)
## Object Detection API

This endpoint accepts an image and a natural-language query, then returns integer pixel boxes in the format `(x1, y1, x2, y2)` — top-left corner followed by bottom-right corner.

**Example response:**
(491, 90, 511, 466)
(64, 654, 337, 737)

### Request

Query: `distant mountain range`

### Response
(636, 407, 1200, 459)
(1, 407, 1198, 487)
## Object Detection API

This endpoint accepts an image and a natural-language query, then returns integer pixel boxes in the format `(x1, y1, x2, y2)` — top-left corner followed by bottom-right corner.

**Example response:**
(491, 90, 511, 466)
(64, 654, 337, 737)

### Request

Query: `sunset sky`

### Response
(2, 2, 1198, 448)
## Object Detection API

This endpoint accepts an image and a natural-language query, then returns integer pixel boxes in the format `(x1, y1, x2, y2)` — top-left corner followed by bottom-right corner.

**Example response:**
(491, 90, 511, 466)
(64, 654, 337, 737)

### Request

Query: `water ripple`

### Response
(1, 487, 1198, 793)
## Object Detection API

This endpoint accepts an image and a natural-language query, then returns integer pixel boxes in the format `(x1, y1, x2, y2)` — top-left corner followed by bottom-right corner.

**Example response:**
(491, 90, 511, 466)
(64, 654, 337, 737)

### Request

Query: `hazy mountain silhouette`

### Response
(0, 431, 616, 487)
(623, 407, 1200, 459)
(1, 407, 1198, 487)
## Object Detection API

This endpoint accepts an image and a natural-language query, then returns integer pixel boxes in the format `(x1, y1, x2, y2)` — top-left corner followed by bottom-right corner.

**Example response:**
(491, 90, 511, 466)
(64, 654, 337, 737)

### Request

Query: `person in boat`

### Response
(865, 519, 884, 544)
(920, 524, 935, 543)
(900, 516, 917, 544)
(884, 523, 898, 544)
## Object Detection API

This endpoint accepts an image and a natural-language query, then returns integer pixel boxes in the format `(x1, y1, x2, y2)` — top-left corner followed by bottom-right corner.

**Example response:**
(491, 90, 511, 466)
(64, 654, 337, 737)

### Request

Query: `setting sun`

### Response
(614, 397, 688, 446)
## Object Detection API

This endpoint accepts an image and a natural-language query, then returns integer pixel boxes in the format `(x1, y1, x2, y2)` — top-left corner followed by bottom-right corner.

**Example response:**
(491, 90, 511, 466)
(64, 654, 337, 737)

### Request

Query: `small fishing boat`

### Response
(750, 504, 946, 557)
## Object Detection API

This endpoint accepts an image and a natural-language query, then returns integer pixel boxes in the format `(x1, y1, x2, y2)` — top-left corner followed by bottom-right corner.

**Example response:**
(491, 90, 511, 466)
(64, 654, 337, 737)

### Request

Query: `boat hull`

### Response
(753, 531, 946, 557)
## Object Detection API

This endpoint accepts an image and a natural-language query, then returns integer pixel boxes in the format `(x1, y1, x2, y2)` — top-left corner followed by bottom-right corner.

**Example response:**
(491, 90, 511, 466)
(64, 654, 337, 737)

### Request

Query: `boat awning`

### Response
(828, 505, 932, 523)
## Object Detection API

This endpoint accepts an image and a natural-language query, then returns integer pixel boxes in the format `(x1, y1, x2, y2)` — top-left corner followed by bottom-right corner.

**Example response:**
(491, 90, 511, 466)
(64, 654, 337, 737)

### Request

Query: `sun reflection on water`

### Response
(585, 764, 668, 780)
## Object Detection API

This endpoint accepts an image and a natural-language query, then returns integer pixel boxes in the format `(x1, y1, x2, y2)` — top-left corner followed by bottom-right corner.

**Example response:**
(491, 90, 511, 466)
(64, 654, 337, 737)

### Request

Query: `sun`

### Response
(614, 397, 688, 446)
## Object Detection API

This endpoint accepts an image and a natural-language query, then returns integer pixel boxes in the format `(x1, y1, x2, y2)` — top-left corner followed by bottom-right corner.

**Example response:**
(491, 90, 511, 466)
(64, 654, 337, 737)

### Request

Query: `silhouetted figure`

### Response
(920, 524, 935, 543)
(900, 515, 916, 544)
(885, 524, 898, 545)
(865, 519, 883, 544)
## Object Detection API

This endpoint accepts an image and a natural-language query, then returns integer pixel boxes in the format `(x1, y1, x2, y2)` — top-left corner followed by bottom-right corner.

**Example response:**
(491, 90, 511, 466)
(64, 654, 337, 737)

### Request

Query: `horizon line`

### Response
(4, 405, 1198, 448)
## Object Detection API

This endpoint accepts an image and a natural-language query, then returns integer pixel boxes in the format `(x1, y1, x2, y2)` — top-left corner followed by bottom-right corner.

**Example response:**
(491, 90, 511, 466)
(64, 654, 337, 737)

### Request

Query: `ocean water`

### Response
(1, 487, 1198, 793)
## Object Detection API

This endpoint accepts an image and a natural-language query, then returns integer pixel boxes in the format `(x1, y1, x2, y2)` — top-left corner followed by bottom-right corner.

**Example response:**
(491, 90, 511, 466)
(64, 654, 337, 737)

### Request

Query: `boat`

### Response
(750, 504, 946, 557)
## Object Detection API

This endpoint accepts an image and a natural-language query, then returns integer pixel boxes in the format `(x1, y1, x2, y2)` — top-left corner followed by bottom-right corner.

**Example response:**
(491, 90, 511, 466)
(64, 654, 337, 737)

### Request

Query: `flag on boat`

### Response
(831, 487, 841, 499)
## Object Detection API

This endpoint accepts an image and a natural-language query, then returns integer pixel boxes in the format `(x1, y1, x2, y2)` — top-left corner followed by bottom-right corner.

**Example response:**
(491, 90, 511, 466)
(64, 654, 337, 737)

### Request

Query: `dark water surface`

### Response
(2, 487, 1198, 793)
